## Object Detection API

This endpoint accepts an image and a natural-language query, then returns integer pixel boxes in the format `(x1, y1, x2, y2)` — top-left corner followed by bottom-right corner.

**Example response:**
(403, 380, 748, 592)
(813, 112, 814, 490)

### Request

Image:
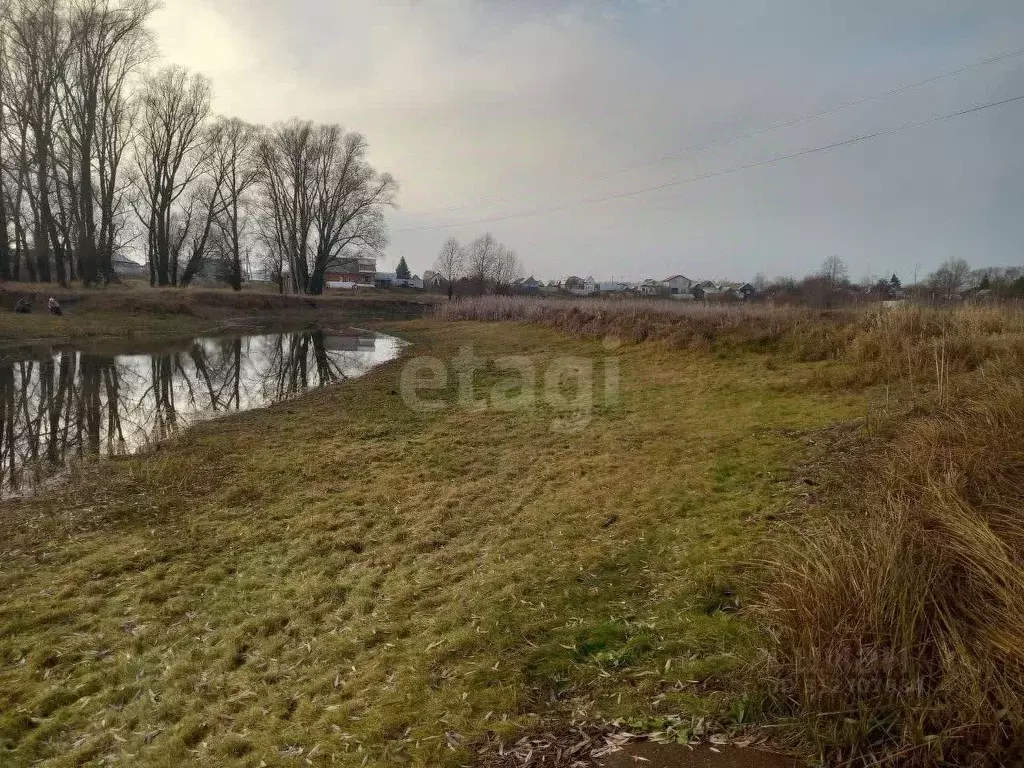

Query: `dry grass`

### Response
(435, 296, 1024, 386)
(5, 294, 1024, 766)
(0, 320, 864, 767)
(433, 296, 853, 357)
(436, 296, 1024, 765)
(756, 358, 1024, 765)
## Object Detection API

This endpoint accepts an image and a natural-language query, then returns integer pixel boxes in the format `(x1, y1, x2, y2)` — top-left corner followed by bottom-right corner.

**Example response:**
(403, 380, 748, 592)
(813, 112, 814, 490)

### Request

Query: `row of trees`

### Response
(433, 233, 521, 298)
(0, 0, 396, 292)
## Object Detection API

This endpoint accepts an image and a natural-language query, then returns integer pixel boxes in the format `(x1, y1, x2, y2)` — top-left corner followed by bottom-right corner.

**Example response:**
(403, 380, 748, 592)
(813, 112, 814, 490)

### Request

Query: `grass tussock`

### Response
(757, 361, 1024, 765)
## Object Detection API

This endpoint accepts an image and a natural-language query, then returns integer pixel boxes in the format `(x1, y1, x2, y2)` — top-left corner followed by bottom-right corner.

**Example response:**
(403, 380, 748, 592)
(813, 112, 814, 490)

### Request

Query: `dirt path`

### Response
(598, 743, 799, 768)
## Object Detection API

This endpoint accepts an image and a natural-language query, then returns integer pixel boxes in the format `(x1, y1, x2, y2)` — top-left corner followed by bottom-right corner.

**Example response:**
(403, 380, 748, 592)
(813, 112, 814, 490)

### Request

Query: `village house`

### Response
(662, 274, 693, 296)
(540, 280, 562, 295)
(639, 278, 666, 296)
(512, 276, 542, 294)
(375, 272, 423, 289)
(325, 255, 376, 285)
(112, 254, 147, 279)
(722, 282, 756, 300)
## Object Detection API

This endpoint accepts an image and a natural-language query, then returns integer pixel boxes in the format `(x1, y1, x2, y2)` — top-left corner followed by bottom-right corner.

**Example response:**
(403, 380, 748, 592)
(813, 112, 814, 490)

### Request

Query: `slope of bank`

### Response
(0, 285, 433, 347)
(0, 319, 865, 767)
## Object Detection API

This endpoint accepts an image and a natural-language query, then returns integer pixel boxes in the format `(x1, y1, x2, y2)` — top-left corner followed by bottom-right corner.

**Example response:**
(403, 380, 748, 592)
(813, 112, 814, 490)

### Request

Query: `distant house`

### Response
(112, 254, 147, 279)
(422, 270, 447, 292)
(639, 278, 666, 296)
(325, 255, 376, 285)
(692, 280, 720, 300)
(540, 280, 561, 295)
(722, 282, 756, 300)
(564, 276, 584, 292)
(582, 276, 598, 294)
(512, 276, 542, 294)
(375, 272, 423, 289)
(599, 281, 626, 293)
(662, 274, 693, 296)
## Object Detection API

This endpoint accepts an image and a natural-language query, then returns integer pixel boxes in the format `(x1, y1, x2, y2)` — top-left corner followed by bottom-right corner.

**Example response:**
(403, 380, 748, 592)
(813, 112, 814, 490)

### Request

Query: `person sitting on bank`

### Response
(47, 297, 62, 316)
(14, 296, 31, 314)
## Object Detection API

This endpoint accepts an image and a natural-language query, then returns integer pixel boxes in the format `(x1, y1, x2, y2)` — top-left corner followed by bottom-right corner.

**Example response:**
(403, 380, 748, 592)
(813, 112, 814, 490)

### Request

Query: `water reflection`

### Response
(0, 329, 403, 497)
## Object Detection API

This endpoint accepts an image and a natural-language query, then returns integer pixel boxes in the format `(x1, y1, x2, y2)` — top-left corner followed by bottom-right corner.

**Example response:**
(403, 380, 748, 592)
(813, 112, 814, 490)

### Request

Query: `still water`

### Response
(0, 328, 404, 497)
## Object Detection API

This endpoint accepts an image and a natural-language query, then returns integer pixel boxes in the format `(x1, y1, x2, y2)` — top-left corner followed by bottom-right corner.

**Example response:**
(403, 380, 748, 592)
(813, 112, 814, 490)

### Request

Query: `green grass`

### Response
(0, 319, 865, 767)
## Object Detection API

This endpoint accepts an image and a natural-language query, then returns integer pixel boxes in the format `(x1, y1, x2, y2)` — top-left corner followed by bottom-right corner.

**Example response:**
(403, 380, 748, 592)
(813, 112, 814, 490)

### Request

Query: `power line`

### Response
(394, 92, 1024, 234)
(401, 45, 1024, 218)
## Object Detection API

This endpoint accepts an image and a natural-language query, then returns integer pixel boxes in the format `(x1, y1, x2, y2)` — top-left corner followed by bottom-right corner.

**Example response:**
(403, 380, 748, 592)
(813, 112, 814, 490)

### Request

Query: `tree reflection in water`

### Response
(0, 330, 400, 496)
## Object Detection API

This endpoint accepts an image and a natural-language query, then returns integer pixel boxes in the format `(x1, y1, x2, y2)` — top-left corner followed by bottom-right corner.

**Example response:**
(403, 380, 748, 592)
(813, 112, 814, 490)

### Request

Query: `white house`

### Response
(583, 276, 599, 294)
(662, 274, 693, 295)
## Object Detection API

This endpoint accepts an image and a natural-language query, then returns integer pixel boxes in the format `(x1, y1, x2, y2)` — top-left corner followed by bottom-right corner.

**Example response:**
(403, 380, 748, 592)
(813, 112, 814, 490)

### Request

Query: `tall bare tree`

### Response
(4, 0, 75, 285)
(493, 246, 521, 292)
(928, 258, 972, 299)
(132, 65, 211, 286)
(433, 236, 464, 299)
(207, 117, 260, 290)
(820, 254, 848, 308)
(257, 120, 396, 295)
(466, 232, 498, 294)
(0, 8, 13, 280)
(60, 0, 153, 284)
(464, 232, 520, 294)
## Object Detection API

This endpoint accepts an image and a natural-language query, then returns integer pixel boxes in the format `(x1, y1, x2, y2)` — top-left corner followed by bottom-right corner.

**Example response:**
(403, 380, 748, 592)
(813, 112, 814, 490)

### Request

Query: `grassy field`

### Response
(4, 294, 1024, 767)
(0, 315, 868, 767)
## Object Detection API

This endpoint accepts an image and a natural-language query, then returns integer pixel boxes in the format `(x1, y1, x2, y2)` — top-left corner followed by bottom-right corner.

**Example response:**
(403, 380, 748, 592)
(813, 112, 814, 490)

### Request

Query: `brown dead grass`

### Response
(434, 296, 1024, 387)
(756, 357, 1024, 766)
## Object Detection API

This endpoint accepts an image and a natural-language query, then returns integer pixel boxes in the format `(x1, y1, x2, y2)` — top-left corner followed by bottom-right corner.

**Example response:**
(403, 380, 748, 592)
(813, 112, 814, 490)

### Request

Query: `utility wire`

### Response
(403, 45, 1024, 217)
(394, 92, 1024, 233)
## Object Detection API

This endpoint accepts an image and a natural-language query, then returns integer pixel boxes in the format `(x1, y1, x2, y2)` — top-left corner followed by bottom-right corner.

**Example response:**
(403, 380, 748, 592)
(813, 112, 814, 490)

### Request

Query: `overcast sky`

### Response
(150, 1, 1024, 283)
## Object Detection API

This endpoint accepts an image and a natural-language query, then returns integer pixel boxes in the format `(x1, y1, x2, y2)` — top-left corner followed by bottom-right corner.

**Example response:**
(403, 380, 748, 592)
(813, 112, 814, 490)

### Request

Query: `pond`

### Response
(0, 328, 405, 497)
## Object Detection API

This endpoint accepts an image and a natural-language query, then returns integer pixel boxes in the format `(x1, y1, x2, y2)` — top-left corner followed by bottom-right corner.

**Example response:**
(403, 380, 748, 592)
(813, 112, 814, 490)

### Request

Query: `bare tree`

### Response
(257, 120, 396, 295)
(4, 0, 75, 285)
(820, 254, 848, 308)
(927, 258, 972, 299)
(493, 246, 521, 292)
(0, 8, 12, 280)
(60, 0, 153, 284)
(466, 232, 499, 294)
(207, 117, 260, 289)
(132, 65, 211, 286)
(433, 236, 464, 299)
(463, 232, 519, 294)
